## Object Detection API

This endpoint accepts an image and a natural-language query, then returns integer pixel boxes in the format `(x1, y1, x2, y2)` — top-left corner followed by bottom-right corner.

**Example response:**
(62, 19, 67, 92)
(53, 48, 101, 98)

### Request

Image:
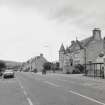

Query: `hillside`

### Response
(0, 60, 23, 69)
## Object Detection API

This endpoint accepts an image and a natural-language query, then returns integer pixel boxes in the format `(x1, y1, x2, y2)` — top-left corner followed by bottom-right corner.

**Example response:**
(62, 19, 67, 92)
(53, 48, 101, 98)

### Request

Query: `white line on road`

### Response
(44, 81, 60, 87)
(69, 90, 105, 105)
(27, 98, 34, 105)
(23, 90, 28, 96)
(16, 79, 34, 105)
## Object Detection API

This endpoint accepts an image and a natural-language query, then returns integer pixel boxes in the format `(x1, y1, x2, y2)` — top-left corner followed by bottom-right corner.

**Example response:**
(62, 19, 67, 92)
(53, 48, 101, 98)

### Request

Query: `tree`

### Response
(0, 61, 6, 75)
(55, 62, 60, 70)
(72, 64, 84, 74)
(43, 62, 52, 71)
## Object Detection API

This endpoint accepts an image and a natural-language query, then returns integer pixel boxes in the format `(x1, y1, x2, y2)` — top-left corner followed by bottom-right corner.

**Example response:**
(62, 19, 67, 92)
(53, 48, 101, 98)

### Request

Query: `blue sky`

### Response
(0, 0, 105, 62)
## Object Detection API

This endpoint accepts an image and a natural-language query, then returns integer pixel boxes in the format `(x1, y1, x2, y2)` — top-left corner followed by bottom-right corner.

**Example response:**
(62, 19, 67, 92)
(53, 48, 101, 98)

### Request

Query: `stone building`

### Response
(22, 54, 47, 72)
(59, 28, 105, 73)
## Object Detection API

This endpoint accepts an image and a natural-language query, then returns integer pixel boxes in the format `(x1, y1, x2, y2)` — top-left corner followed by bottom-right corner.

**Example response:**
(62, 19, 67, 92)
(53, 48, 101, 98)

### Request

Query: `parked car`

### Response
(3, 70, 15, 78)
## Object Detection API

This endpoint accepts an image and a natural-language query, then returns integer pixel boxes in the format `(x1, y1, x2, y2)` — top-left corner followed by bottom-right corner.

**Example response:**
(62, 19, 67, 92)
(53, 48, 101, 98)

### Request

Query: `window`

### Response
(69, 59, 73, 66)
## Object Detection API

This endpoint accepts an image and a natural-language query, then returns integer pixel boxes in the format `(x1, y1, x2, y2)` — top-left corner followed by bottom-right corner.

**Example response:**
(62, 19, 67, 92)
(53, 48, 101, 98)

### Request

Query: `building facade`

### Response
(59, 28, 105, 73)
(22, 54, 47, 72)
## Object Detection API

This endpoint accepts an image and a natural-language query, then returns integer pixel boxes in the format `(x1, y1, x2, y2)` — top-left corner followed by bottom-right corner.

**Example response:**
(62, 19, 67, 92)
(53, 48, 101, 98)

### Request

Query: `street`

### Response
(0, 72, 105, 105)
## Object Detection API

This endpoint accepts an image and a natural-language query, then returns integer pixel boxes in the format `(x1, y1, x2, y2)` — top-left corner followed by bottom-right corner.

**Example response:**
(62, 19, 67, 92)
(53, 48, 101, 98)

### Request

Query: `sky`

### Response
(0, 0, 105, 62)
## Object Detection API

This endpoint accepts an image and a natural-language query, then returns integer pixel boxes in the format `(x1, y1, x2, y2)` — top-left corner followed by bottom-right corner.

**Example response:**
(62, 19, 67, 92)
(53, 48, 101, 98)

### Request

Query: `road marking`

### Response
(27, 98, 33, 105)
(44, 81, 60, 87)
(69, 90, 105, 105)
(16, 79, 34, 105)
(23, 90, 28, 96)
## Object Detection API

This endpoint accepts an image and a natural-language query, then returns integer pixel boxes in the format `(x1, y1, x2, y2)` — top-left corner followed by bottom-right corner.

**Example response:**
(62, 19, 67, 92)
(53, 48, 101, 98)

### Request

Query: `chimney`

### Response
(71, 41, 75, 45)
(40, 53, 43, 57)
(93, 28, 101, 40)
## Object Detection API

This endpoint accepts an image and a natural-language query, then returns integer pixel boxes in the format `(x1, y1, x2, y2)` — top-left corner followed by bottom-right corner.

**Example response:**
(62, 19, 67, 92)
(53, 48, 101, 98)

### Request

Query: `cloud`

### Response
(1, 0, 105, 61)
(5, 0, 105, 38)
(3, 0, 105, 20)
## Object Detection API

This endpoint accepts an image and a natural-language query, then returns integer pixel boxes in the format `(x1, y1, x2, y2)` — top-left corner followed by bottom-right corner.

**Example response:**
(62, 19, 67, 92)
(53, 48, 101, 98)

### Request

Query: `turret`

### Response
(59, 43, 65, 69)
(59, 43, 65, 53)
(93, 28, 101, 40)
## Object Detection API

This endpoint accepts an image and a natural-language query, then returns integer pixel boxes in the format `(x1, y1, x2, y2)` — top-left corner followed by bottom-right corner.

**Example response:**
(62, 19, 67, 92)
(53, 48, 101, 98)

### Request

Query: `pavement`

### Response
(0, 72, 105, 105)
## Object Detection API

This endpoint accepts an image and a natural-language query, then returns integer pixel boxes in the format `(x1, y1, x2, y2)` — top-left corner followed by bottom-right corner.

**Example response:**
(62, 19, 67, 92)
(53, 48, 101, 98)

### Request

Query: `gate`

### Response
(85, 63, 104, 78)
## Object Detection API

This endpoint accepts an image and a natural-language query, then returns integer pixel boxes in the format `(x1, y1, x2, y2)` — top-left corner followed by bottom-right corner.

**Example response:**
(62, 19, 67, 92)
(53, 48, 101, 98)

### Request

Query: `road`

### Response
(0, 72, 105, 105)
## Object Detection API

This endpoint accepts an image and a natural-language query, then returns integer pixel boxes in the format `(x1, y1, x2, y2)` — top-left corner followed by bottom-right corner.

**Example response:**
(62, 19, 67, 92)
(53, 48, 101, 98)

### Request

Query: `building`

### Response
(22, 54, 47, 72)
(59, 28, 105, 73)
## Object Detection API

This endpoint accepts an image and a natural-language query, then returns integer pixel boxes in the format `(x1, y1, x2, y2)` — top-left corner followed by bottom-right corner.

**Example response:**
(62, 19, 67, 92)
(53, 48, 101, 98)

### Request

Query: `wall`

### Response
(73, 49, 84, 65)
(22, 55, 47, 72)
(86, 39, 103, 63)
(59, 52, 65, 69)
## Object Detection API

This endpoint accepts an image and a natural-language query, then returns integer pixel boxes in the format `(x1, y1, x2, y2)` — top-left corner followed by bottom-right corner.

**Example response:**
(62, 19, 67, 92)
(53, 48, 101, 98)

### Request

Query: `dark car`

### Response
(3, 70, 15, 78)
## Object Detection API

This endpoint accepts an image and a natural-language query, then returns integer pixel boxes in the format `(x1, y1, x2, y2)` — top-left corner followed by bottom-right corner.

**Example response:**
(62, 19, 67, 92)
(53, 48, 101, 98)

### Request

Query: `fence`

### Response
(85, 63, 104, 78)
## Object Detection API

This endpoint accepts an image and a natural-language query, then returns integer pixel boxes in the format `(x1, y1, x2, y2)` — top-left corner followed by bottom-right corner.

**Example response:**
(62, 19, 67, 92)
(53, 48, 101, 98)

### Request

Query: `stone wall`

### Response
(86, 39, 103, 63)
(73, 49, 84, 65)
(59, 52, 65, 69)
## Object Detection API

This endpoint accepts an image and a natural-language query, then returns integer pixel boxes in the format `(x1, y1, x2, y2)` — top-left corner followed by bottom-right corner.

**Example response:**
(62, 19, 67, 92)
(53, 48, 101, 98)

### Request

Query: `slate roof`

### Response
(76, 40, 84, 49)
(68, 41, 77, 52)
(81, 36, 93, 47)
(68, 36, 94, 53)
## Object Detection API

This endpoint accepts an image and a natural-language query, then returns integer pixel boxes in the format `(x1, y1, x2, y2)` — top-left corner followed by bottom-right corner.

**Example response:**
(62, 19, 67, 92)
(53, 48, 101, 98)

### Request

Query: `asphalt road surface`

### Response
(0, 72, 105, 105)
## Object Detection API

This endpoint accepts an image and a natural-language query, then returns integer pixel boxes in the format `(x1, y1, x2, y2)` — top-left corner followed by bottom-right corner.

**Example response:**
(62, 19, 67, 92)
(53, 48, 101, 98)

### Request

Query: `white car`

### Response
(3, 70, 15, 78)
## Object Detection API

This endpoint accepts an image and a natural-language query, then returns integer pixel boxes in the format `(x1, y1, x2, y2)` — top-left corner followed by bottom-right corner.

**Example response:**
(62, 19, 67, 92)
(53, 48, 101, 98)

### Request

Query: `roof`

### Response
(81, 36, 93, 47)
(76, 40, 84, 49)
(65, 46, 70, 53)
(26, 54, 47, 64)
(59, 43, 65, 52)
(68, 36, 94, 53)
(69, 41, 76, 52)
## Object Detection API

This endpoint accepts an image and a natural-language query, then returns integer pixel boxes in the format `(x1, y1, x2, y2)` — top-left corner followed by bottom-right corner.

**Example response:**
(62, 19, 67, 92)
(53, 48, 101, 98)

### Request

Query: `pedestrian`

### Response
(42, 69, 46, 75)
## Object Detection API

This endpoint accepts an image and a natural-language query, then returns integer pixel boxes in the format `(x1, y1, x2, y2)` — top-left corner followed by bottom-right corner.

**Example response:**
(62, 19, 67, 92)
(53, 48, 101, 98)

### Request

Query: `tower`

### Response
(59, 43, 65, 69)
(93, 28, 101, 40)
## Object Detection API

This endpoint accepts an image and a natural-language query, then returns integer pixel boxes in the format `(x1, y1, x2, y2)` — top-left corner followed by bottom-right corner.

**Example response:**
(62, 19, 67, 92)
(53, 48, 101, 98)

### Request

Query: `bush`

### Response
(33, 69, 37, 73)
(72, 69, 81, 74)
(72, 64, 84, 74)
(66, 71, 71, 74)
